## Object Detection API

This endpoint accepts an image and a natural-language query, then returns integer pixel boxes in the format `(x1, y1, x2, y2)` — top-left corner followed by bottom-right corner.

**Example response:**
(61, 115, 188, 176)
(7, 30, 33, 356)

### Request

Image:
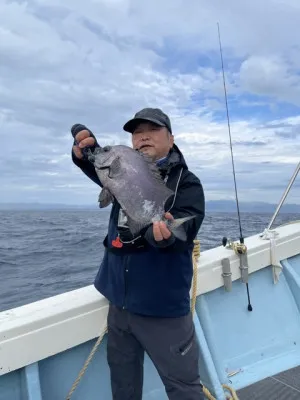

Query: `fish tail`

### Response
(167, 215, 196, 241)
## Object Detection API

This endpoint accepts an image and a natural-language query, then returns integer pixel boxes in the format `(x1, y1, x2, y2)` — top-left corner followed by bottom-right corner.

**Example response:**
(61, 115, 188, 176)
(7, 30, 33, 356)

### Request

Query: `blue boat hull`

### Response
(1, 252, 300, 400)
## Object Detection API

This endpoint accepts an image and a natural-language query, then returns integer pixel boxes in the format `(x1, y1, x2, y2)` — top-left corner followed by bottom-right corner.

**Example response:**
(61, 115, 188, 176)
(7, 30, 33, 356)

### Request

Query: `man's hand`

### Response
(72, 129, 95, 159)
(153, 212, 174, 242)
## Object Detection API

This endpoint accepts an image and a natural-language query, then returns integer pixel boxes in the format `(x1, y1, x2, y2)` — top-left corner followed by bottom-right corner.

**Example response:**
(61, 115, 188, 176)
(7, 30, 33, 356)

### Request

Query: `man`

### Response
(71, 108, 205, 400)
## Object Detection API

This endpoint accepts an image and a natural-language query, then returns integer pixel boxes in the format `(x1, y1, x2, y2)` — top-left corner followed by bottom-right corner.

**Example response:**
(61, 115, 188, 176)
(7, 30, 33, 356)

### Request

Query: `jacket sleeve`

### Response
(71, 137, 103, 187)
(144, 170, 205, 248)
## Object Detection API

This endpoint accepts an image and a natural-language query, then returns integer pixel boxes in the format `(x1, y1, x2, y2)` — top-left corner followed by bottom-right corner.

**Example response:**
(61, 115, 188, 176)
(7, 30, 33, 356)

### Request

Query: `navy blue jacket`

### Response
(72, 142, 205, 317)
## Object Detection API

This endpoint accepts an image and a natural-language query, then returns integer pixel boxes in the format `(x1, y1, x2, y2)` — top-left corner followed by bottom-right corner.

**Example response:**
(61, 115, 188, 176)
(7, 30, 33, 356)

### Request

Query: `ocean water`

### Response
(0, 209, 297, 312)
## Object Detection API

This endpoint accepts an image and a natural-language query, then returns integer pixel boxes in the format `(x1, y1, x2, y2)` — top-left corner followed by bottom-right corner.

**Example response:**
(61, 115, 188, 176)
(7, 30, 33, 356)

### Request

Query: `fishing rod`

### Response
(217, 23, 253, 312)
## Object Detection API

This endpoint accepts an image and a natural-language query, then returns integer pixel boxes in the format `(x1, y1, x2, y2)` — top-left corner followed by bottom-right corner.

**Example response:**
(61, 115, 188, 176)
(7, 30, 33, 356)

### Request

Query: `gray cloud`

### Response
(275, 130, 300, 139)
(239, 55, 300, 105)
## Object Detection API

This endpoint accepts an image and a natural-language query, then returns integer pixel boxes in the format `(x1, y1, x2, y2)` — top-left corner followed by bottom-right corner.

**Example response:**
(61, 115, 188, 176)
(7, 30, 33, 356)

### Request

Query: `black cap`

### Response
(123, 108, 172, 134)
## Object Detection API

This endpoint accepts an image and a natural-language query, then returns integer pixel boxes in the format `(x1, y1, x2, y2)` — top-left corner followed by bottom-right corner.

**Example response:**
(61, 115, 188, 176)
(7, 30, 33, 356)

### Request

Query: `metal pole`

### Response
(267, 160, 300, 230)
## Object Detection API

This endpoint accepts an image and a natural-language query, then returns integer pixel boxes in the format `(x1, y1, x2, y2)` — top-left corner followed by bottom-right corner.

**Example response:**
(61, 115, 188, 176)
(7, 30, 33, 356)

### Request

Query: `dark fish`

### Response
(87, 144, 195, 241)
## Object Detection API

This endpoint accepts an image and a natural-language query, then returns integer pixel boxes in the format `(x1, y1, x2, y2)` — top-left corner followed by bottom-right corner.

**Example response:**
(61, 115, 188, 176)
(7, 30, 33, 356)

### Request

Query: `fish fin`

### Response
(98, 188, 114, 208)
(108, 157, 121, 179)
(137, 151, 164, 182)
(167, 215, 196, 241)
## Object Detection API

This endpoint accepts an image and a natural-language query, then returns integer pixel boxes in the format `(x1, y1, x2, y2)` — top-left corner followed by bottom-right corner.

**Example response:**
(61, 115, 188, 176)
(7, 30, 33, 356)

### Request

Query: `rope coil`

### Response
(66, 239, 239, 400)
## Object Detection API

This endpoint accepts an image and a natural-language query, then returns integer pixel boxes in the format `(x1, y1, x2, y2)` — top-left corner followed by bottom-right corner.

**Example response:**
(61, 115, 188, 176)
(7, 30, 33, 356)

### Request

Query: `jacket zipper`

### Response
(123, 255, 129, 309)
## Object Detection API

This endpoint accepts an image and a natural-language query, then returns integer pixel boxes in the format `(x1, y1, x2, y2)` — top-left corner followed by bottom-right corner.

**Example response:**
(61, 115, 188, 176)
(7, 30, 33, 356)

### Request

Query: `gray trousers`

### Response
(107, 304, 205, 400)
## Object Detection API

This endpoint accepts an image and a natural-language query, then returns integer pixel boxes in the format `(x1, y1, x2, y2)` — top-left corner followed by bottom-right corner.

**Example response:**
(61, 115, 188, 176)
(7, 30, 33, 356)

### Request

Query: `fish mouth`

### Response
(94, 162, 111, 171)
(94, 158, 111, 170)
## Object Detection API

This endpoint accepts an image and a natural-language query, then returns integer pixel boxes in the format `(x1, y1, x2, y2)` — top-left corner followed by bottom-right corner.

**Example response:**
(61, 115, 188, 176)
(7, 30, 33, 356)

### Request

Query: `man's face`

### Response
(131, 122, 174, 161)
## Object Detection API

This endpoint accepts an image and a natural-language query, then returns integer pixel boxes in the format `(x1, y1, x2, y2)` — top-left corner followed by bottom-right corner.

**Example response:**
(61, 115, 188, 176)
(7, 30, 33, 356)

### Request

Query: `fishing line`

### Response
(217, 23, 253, 312)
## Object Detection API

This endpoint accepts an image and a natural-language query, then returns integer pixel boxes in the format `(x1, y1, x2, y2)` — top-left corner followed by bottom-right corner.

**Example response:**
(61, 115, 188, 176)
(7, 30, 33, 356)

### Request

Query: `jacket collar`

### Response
(158, 144, 188, 173)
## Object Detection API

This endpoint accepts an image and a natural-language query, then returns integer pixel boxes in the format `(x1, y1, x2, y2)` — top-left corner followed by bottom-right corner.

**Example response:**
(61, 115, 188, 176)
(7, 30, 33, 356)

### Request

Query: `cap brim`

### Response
(123, 117, 165, 133)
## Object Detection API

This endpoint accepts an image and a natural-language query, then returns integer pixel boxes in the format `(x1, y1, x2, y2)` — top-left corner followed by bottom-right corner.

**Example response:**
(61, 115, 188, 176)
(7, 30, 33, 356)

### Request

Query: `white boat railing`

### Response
(267, 160, 300, 230)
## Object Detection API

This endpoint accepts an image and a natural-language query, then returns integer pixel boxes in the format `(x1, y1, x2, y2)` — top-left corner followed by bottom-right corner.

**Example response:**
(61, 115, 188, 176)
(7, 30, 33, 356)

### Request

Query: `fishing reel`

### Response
(222, 236, 247, 255)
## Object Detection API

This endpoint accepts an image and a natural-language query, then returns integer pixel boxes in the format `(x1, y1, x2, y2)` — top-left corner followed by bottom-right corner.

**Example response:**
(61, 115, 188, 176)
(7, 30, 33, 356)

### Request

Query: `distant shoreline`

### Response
(1, 200, 299, 213)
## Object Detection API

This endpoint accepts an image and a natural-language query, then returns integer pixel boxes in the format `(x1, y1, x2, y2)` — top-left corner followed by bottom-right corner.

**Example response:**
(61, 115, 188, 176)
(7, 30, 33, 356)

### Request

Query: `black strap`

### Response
(103, 235, 149, 255)
(102, 235, 192, 255)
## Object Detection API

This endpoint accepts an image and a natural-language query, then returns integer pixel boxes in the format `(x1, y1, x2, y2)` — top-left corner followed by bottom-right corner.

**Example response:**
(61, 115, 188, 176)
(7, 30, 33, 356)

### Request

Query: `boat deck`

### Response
(237, 365, 300, 399)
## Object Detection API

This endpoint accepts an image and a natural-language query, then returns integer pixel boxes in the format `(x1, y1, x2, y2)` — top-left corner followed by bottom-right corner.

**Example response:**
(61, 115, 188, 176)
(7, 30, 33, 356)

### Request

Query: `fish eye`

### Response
(103, 146, 111, 152)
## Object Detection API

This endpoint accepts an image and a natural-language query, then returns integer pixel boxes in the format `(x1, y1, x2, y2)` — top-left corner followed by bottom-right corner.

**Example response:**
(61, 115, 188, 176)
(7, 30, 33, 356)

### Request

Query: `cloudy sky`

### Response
(1, 0, 300, 206)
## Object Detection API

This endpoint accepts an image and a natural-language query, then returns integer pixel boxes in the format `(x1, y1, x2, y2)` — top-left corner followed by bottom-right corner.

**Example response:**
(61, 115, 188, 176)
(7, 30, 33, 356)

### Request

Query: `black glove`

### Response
(71, 123, 99, 161)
